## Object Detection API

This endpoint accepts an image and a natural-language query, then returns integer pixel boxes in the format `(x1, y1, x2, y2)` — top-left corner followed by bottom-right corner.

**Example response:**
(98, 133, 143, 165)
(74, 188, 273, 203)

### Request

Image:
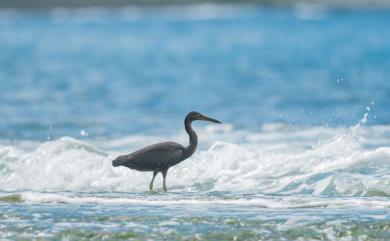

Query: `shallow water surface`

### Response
(1, 199, 389, 240)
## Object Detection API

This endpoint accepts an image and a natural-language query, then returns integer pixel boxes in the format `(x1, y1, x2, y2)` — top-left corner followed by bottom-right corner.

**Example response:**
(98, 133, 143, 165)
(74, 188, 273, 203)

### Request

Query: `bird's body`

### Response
(115, 142, 185, 172)
(112, 111, 221, 191)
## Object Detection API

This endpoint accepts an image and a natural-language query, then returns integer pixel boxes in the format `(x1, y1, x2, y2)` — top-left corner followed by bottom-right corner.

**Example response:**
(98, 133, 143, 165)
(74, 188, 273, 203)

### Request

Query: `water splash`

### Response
(0, 125, 389, 196)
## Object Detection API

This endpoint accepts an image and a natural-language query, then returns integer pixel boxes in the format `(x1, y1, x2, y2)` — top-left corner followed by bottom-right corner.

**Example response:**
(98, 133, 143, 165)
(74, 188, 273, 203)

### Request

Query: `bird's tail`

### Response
(112, 155, 126, 167)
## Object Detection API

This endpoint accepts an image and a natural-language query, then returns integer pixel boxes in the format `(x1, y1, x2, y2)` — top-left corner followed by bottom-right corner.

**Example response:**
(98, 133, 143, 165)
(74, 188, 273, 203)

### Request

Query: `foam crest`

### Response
(0, 192, 386, 208)
(0, 126, 389, 196)
(171, 136, 390, 196)
(1, 191, 389, 209)
(0, 137, 113, 191)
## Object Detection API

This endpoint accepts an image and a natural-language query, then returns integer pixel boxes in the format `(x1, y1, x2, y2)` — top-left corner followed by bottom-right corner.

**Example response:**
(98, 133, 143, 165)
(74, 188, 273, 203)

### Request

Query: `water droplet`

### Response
(80, 130, 89, 137)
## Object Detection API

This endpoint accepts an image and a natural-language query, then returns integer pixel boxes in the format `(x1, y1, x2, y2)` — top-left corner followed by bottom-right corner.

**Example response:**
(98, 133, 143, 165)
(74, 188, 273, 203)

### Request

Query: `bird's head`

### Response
(186, 111, 222, 124)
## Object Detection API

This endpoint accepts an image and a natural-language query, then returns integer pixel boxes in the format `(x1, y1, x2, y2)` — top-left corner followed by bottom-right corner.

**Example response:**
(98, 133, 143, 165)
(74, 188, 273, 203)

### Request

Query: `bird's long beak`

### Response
(201, 115, 222, 124)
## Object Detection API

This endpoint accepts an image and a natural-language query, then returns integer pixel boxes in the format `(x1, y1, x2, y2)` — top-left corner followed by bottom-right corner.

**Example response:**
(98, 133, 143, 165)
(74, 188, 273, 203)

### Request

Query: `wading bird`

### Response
(112, 111, 222, 191)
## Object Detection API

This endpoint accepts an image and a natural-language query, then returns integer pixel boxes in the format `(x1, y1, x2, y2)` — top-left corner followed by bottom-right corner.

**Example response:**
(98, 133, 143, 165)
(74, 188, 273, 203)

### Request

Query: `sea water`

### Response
(0, 5, 390, 240)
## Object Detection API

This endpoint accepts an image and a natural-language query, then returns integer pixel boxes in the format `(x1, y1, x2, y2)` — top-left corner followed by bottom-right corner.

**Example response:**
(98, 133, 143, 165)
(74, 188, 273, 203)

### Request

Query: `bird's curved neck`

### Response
(184, 117, 198, 158)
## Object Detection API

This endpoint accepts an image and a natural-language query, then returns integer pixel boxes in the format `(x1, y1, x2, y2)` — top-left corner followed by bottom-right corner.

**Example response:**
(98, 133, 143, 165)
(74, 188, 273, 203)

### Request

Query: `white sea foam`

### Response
(1, 191, 388, 209)
(0, 124, 389, 197)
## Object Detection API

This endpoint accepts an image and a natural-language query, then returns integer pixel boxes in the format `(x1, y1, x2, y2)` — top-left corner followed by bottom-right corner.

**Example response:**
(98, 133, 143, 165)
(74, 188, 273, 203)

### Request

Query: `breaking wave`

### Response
(0, 124, 389, 197)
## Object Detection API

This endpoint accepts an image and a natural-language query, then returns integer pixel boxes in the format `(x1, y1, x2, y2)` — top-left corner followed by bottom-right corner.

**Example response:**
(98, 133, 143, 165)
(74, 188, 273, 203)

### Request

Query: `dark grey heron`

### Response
(112, 111, 222, 191)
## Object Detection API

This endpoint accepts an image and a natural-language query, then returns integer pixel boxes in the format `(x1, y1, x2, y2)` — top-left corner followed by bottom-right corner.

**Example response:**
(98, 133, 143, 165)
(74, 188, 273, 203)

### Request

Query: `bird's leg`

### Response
(149, 171, 158, 191)
(162, 169, 168, 192)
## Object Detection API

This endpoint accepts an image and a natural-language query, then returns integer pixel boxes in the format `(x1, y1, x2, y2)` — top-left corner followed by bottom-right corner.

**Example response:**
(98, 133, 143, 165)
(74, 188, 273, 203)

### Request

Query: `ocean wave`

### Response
(0, 125, 389, 196)
(1, 192, 389, 209)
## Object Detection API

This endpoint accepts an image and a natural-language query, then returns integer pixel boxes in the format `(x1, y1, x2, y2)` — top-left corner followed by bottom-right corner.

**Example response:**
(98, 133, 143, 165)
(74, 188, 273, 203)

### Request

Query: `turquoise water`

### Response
(1, 199, 389, 240)
(1, 6, 390, 139)
(1, 5, 390, 240)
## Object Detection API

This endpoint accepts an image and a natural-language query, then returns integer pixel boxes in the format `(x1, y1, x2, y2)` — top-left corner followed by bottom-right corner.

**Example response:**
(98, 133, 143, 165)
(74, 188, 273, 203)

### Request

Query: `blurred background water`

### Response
(0, 5, 389, 140)
(0, 2, 390, 241)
